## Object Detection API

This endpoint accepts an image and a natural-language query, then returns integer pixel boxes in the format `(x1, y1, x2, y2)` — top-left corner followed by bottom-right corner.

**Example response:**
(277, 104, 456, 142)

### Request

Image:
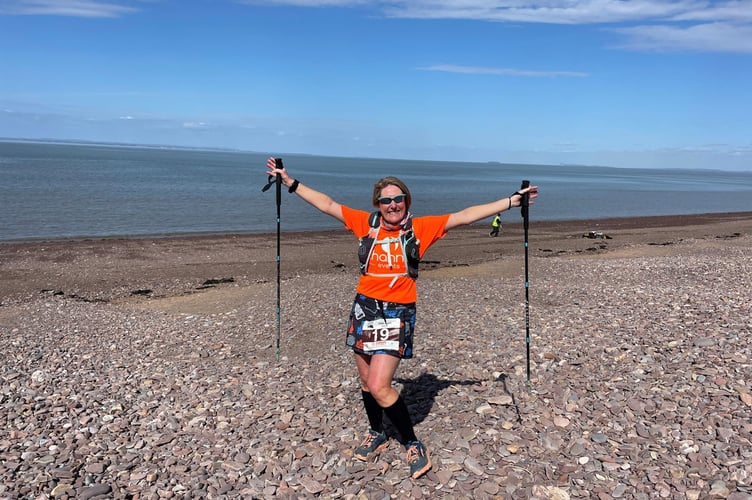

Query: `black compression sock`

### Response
(362, 390, 383, 433)
(383, 395, 417, 445)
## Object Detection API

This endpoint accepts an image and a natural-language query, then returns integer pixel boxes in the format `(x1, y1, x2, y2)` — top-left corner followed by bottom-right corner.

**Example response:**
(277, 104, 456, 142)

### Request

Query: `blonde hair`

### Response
(372, 176, 412, 209)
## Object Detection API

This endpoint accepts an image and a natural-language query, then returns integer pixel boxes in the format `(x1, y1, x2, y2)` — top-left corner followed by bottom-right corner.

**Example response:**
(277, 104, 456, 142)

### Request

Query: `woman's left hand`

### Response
(265, 157, 293, 187)
(512, 184, 539, 207)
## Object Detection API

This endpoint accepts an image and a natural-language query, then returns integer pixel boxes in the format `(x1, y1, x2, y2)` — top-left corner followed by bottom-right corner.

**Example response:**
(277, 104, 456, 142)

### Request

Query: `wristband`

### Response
(289, 179, 300, 193)
(511, 190, 523, 209)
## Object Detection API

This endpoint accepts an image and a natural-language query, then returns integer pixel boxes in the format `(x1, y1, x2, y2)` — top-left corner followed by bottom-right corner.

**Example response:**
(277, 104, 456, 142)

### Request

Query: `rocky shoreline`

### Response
(1, 213, 751, 499)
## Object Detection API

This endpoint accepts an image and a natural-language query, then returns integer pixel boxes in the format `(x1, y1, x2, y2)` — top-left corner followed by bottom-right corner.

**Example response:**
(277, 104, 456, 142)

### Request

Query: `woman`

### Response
(264, 157, 538, 479)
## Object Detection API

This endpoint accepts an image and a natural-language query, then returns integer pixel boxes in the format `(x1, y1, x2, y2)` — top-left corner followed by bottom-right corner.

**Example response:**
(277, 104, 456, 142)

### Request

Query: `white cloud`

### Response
(0, 0, 138, 17)
(182, 121, 212, 129)
(676, 143, 752, 155)
(245, 0, 752, 53)
(612, 21, 752, 53)
(238, 0, 366, 6)
(420, 64, 588, 77)
(670, 0, 752, 23)
(381, 0, 700, 24)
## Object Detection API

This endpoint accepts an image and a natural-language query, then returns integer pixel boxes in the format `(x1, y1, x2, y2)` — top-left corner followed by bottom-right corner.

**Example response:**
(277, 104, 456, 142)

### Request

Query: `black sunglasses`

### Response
(378, 194, 407, 205)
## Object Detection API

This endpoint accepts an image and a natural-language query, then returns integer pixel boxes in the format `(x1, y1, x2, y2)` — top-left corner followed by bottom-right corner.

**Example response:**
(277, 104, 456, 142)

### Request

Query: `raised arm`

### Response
(445, 184, 539, 231)
(265, 157, 344, 222)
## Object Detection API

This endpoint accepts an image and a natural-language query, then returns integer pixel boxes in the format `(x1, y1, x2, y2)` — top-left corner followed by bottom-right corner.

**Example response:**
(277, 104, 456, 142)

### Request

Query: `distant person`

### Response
(489, 213, 502, 237)
(265, 157, 538, 479)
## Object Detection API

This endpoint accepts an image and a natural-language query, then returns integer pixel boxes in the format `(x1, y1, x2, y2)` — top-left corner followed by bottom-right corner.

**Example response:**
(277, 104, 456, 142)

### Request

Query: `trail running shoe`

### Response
(353, 429, 388, 461)
(406, 440, 431, 479)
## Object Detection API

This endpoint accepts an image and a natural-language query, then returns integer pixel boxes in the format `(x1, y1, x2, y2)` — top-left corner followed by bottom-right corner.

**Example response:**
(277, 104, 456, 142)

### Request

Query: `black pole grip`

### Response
(274, 158, 284, 196)
(520, 180, 530, 219)
(262, 157, 284, 192)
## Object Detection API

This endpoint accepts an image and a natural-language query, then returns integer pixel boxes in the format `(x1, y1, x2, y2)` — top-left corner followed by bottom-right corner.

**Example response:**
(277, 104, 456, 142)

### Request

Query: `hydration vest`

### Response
(358, 212, 420, 283)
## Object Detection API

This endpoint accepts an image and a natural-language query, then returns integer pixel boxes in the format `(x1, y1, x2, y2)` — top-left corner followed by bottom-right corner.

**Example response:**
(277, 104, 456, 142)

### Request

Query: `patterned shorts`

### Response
(345, 294, 417, 359)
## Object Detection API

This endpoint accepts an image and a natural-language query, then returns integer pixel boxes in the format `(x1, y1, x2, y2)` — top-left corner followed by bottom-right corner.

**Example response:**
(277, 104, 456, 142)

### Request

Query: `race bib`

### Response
(361, 317, 401, 352)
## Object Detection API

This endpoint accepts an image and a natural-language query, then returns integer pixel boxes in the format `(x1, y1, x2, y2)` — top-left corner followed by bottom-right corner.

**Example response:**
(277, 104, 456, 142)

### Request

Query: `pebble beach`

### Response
(1, 213, 751, 499)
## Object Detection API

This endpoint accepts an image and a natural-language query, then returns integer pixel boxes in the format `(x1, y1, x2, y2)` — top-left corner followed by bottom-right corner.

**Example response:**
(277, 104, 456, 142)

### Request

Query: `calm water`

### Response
(1, 140, 751, 241)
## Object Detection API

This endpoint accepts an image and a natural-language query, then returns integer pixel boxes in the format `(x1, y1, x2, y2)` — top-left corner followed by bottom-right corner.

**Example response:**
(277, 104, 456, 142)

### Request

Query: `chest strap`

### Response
(358, 212, 420, 283)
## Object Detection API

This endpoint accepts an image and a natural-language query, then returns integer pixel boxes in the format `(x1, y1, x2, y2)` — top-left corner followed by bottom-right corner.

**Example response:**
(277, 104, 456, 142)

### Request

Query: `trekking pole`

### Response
(520, 180, 531, 382)
(262, 158, 284, 361)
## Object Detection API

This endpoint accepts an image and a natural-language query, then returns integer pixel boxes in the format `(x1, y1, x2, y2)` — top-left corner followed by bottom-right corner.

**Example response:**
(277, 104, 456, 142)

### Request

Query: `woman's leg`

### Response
(355, 352, 417, 444)
(353, 352, 395, 459)
(353, 352, 430, 477)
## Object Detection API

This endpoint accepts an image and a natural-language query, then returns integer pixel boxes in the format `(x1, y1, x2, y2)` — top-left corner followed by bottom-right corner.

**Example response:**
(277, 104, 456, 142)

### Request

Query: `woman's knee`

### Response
(368, 384, 397, 406)
(359, 381, 389, 403)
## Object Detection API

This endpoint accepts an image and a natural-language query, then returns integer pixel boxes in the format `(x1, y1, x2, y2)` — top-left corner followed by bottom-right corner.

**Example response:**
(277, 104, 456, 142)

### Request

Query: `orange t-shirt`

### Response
(341, 205, 450, 304)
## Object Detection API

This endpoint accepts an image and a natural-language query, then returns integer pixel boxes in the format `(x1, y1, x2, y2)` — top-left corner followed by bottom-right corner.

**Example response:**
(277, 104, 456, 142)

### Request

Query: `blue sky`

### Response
(1, 0, 750, 170)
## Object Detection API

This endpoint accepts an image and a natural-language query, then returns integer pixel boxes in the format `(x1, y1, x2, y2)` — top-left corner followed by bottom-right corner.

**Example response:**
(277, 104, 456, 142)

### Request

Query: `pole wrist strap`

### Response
(510, 191, 522, 209)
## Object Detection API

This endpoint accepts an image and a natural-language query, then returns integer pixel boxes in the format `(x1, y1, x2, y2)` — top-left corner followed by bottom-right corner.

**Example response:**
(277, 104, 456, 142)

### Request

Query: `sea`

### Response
(1, 140, 751, 242)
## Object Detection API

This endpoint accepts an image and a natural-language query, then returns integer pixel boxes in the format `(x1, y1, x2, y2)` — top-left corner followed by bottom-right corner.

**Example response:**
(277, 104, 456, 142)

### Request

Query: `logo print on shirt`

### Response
(371, 240, 406, 272)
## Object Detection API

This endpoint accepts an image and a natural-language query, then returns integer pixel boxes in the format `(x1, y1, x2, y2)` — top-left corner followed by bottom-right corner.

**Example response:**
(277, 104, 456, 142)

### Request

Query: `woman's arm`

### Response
(265, 157, 344, 223)
(445, 185, 538, 231)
